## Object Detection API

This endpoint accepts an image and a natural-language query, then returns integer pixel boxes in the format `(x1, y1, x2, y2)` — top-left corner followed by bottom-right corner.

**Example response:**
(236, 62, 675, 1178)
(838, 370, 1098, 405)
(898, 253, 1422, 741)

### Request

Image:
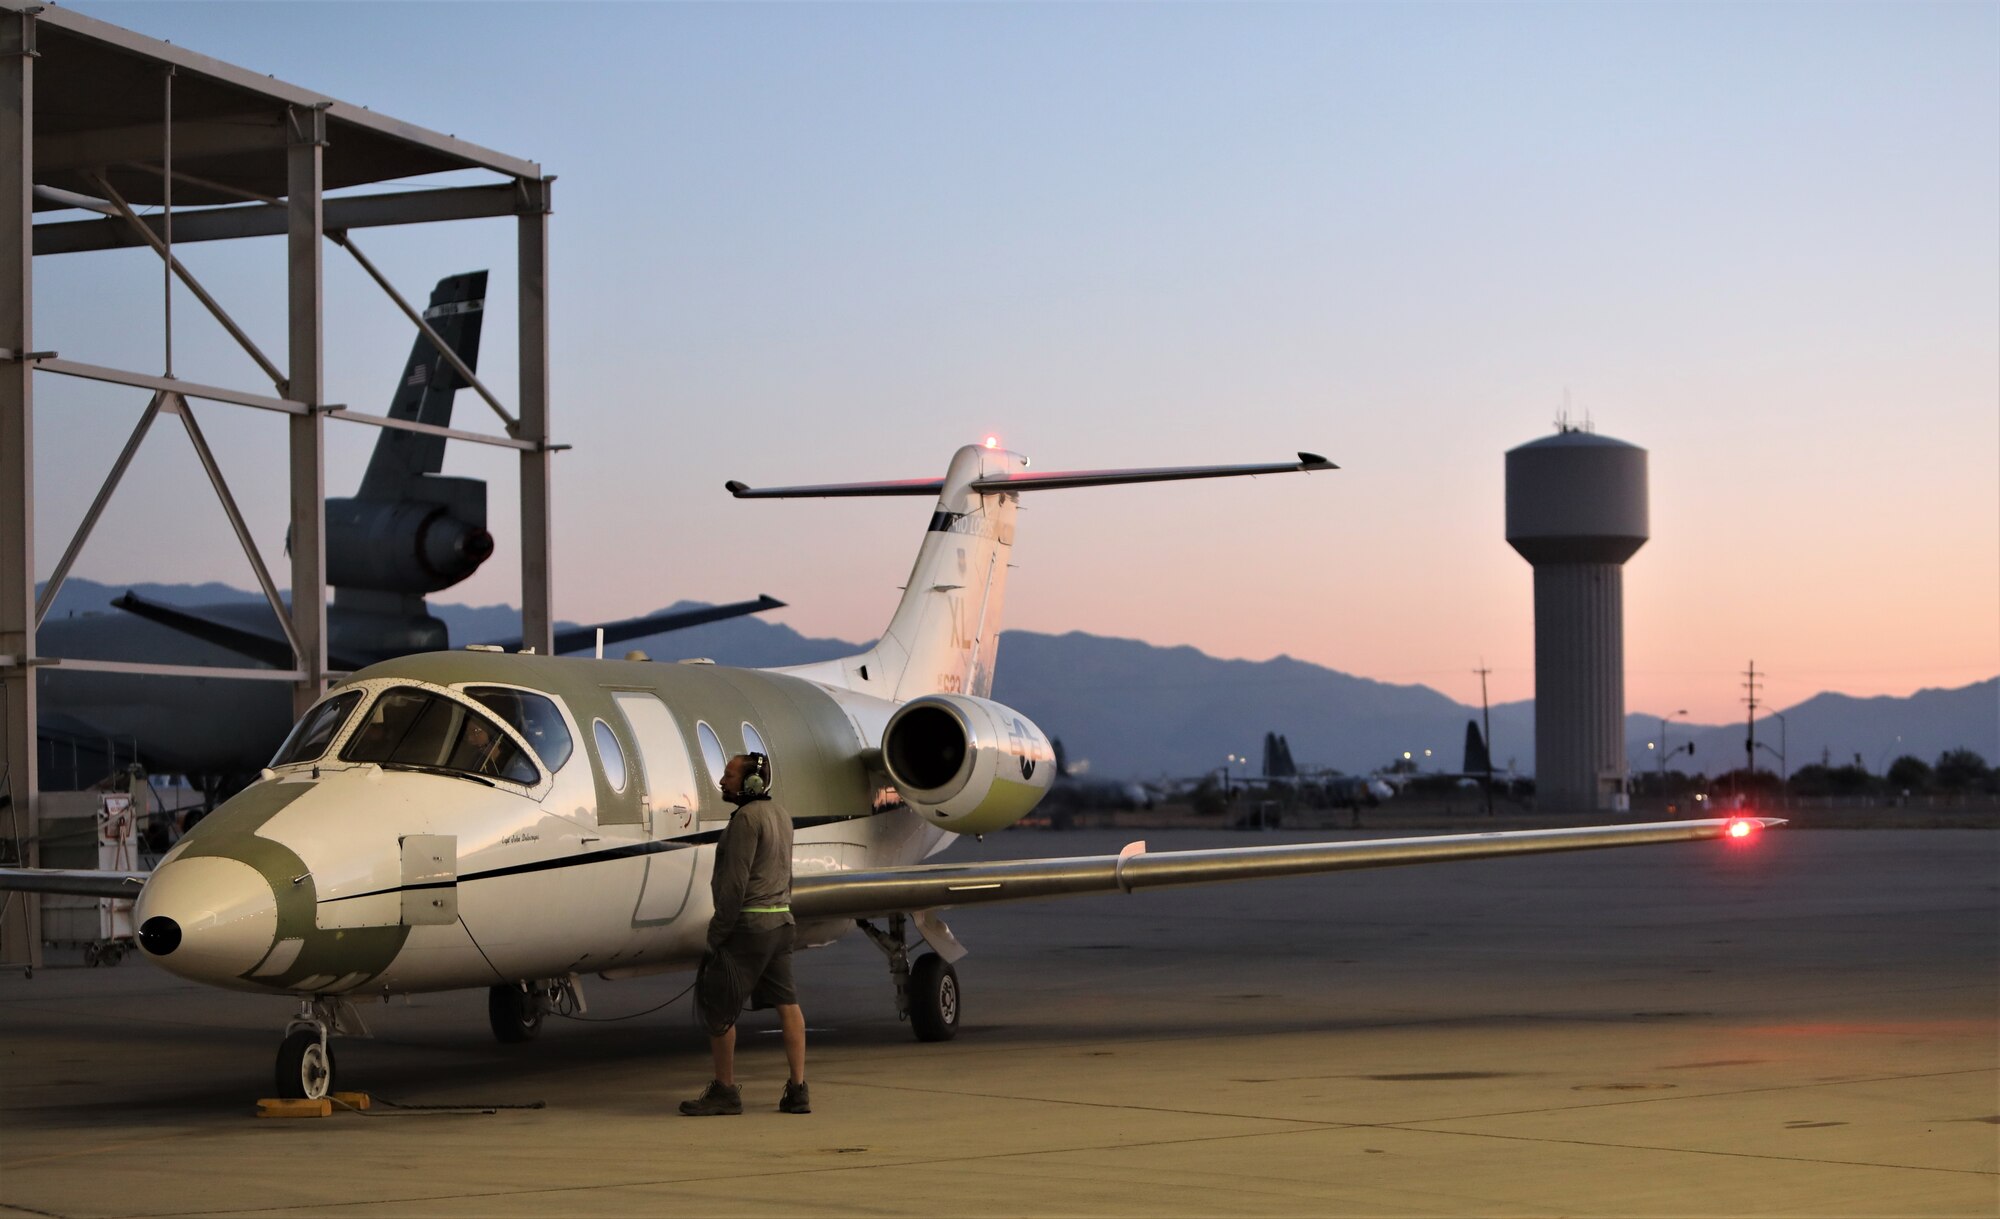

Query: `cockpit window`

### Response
(271, 690, 364, 767)
(464, 687, 575, 771)
(341, 686, 539, 785)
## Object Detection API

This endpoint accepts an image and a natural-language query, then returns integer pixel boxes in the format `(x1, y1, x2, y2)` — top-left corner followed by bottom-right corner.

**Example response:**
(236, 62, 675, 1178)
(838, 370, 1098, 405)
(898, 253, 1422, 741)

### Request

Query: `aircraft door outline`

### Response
(611, 692, 701, 925)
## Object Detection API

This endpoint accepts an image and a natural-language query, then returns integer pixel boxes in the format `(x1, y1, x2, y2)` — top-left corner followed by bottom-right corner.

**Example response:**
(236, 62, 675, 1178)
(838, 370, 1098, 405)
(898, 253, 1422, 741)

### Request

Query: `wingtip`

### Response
(1298, 451, 1338, 469)
(724, 480, 750, 496)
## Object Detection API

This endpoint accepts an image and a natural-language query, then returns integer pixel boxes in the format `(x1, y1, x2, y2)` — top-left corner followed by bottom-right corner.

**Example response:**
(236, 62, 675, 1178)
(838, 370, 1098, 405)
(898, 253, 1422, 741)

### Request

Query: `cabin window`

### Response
(465, 687, 575, 771)
(742, 721, 772, 786)
(695, 721, 726, 791)
(594, 719, 628, 791)
(342, 686, 540, 785)
(271, 690, 363, 767)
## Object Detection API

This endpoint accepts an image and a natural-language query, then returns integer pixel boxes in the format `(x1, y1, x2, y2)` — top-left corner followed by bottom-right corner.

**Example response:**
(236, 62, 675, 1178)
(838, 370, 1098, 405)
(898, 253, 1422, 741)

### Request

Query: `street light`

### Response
(1756, 709, 1788, 803)
(1659, 709, 1688, 789)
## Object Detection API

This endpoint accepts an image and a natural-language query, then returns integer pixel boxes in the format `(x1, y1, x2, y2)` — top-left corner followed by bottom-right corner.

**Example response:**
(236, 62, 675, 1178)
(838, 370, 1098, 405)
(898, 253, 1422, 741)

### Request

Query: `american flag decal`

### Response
(406, 362, 430, 388)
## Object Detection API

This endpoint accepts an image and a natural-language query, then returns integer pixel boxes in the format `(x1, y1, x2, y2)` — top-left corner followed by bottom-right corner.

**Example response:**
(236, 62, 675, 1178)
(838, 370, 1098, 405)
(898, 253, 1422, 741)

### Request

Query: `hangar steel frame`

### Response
(0, 3, 558, 969)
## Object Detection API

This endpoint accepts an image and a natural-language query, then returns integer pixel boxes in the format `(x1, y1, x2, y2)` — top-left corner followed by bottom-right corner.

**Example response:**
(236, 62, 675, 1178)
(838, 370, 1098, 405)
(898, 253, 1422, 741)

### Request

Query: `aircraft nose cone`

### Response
(138, 916, 181, 956)
(133, 856, 278, 981)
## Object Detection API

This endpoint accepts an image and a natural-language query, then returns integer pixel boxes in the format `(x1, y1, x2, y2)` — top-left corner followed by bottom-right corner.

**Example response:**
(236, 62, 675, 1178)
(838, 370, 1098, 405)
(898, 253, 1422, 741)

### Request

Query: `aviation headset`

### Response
(741, 752, 771, 797)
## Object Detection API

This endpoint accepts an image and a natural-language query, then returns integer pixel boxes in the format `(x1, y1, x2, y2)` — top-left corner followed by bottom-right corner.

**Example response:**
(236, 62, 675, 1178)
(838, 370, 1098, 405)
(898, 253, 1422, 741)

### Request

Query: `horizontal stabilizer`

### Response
(113, 592, 368, 672)
(726, 453, 1335, 500)
(793, 818, 1782, 921)
(480, 595, 787, 655)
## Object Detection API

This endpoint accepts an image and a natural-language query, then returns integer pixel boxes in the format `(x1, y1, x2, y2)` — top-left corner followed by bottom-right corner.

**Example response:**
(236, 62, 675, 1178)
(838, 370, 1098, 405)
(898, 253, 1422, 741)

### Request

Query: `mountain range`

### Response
(39, 578, 1998, 780)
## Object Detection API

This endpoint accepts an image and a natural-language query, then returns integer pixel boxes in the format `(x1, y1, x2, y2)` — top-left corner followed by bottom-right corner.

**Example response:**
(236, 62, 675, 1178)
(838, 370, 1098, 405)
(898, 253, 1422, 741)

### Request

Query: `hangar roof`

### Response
(13, 2, 541, 209)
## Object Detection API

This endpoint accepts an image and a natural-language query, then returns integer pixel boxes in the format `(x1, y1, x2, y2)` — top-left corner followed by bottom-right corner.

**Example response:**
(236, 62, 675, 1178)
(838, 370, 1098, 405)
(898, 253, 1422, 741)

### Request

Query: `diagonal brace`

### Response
(33, 391, 167, 628)
(160, 393, 303, 665)
(88, 173, 288, 396)
(330, 232, 518, 435)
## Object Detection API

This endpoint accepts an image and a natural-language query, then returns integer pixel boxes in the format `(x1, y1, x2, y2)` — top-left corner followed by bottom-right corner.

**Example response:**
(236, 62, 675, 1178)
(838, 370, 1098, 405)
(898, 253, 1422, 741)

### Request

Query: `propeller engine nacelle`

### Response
(323, 476, 492, 595)
(881, 694, 1056, 834)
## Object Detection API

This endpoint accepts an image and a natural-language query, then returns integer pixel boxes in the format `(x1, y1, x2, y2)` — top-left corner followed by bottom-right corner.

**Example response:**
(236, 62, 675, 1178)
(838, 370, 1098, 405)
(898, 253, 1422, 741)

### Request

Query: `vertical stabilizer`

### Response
(356, 271, 488, 500)
(781, 445, 1024, 701)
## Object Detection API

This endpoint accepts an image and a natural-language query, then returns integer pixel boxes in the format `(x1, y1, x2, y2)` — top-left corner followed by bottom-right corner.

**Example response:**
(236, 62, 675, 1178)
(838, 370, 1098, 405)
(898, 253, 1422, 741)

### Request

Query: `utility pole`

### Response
(1475, 662, 1494, 816)
(1741, 660, 1761, 801)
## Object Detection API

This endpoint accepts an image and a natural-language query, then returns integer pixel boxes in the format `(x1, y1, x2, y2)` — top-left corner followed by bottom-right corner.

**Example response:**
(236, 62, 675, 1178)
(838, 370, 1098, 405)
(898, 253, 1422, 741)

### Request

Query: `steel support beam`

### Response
(34, 183, 526, 256)
(516, 177, 554, 656)
(0, 4, 36, 971)
(37, 358, 309, 415)
(286, 106, 327, 719)
(33, 392, 165, 627)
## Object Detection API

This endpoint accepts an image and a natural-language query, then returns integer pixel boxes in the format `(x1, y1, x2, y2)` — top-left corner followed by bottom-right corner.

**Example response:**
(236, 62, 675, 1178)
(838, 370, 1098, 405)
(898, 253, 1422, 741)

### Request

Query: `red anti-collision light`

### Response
(1726, 817, 1756, 840)
(983, 435, 1000, 449)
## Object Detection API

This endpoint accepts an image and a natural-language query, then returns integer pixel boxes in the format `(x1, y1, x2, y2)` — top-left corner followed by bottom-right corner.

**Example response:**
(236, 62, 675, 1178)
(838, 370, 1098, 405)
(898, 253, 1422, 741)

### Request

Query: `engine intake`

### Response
(881, 694, 1054, 833)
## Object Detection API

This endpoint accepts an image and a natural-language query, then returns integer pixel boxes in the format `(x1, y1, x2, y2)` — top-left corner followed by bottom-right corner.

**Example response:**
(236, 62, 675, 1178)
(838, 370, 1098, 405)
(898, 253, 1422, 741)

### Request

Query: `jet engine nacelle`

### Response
(324, 478, 493, 595)
(881, 694, 1056, 834)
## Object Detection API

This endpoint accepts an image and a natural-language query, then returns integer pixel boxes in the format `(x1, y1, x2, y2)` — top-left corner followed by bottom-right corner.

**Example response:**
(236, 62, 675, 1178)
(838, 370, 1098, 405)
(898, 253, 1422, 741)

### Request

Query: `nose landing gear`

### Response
(274, 996, 370, 1100)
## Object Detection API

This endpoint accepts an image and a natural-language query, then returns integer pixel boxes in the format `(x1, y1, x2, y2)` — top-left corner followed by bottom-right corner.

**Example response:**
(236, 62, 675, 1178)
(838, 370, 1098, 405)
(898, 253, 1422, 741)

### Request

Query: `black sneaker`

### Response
(779, 1080, 811, 1114)
(678, 1080, 742, 1116)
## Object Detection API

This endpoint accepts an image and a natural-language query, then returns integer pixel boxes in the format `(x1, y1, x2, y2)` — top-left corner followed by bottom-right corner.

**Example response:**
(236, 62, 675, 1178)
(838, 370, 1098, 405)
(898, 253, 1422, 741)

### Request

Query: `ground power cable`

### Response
(330, 1093, 546, 1118)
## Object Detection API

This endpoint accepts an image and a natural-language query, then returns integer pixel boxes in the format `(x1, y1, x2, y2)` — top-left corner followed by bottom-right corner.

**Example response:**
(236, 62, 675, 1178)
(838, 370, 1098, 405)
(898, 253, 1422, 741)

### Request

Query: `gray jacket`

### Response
(706, 795, 794, 949)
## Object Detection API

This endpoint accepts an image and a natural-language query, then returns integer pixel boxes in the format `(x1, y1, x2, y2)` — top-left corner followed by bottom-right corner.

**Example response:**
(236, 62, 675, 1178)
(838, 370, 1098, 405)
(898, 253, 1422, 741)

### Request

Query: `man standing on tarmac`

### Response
(680, 751, 810, 1116)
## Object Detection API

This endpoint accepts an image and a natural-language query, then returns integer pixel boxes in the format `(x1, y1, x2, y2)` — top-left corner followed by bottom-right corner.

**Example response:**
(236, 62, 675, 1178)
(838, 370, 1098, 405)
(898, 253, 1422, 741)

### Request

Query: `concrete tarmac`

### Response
(3, 828, 1995, 1217)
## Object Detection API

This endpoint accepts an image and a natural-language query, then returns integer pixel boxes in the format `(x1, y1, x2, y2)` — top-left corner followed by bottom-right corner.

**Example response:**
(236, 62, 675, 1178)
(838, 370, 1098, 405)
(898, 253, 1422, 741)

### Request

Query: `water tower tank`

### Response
(1505, 429, 1649, 813)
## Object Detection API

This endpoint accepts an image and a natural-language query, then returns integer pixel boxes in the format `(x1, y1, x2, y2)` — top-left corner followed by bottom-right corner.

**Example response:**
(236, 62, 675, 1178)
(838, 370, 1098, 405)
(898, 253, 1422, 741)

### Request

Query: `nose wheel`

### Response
(275, 1028, 334, 1100)
(273, 996, 367, 1101)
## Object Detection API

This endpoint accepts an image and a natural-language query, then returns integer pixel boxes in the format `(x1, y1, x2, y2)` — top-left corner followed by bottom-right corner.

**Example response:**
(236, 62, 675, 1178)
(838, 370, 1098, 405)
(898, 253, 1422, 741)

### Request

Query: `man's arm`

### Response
(707, 815, 755, 950)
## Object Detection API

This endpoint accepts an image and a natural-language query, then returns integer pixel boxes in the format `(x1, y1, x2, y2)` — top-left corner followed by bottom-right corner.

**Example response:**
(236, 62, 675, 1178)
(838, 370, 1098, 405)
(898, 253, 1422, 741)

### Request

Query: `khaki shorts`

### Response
(697, 923, 797, 1037)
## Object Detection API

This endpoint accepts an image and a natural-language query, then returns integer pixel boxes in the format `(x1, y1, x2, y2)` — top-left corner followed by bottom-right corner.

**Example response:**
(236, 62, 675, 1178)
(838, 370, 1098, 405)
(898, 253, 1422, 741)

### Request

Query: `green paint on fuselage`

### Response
(176, 778, 410, 991)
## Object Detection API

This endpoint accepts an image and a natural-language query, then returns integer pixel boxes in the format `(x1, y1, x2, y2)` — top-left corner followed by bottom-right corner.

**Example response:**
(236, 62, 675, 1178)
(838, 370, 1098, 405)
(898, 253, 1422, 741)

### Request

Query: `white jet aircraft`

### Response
(0, 441, 1778, 1099)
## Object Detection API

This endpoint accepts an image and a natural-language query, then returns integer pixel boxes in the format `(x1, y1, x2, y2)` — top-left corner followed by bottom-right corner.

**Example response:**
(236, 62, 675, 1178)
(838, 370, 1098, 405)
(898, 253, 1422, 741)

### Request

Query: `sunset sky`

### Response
(33, 2, 1999, 724)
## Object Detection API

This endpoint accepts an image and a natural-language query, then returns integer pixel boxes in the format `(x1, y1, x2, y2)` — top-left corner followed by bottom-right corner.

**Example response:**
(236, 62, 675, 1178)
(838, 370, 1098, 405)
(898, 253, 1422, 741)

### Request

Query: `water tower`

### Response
(1505, 427, 1648, 813)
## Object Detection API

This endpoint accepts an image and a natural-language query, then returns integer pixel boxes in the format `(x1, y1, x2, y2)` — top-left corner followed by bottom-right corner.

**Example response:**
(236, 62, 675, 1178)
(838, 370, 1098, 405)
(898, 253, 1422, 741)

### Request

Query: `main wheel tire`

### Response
(275, 1029, 333, 1100)
(82, 943, 100, 967)
(488, 983, 543, 1044)
(909, 953, 960, 1042)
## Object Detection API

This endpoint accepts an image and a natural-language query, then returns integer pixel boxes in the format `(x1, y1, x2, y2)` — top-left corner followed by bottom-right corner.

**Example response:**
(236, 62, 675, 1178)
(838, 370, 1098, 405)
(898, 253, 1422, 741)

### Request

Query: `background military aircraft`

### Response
(28, 272, 780, 790)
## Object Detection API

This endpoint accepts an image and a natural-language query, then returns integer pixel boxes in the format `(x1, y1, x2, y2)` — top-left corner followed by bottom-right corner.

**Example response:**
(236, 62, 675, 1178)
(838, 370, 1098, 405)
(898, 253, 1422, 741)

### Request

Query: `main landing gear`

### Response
(487, 976, 586, 1044)
(274, 996, 369, 1100)
(858, 914, 960, 1042)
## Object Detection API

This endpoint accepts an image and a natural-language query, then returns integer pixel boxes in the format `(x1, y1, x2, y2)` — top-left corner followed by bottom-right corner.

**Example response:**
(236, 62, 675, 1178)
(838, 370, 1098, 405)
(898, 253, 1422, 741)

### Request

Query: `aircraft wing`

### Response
(112, 591, 371, 672)
(0, 868, 148, 898)
(792, 818, 1780, 921)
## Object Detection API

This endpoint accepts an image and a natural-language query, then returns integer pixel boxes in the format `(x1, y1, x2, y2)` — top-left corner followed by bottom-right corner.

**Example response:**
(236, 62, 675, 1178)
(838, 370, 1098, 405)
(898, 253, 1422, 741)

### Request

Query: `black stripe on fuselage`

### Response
(314, 814, 874, 904)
